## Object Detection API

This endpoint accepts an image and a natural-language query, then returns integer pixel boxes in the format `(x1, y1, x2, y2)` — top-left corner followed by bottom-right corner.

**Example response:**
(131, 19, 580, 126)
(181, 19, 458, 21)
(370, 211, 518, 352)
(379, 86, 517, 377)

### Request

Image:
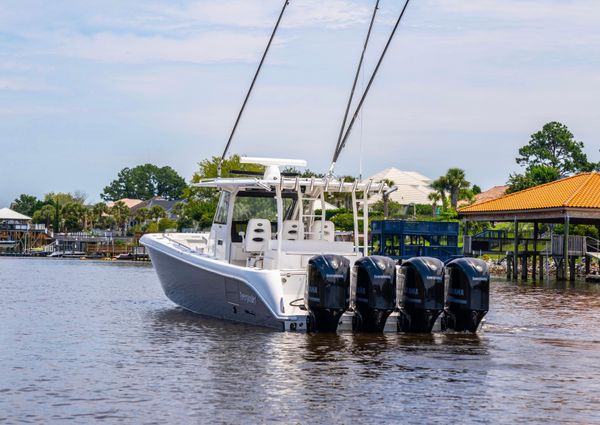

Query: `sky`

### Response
(1, 0, 599, 207)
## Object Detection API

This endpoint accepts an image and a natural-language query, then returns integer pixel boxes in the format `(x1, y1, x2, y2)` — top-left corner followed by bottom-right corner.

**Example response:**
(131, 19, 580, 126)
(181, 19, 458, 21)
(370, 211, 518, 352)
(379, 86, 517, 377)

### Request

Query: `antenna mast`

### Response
(329, 0, 412, 175)
(218, 0, 290, 177)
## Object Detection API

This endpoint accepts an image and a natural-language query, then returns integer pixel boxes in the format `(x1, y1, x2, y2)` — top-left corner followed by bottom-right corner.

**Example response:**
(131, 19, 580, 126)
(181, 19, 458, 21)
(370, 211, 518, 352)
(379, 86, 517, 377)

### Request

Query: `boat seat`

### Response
(243, 219, 272, 254)
(308, 220, 335, 242)
(282, 220, 304, 240)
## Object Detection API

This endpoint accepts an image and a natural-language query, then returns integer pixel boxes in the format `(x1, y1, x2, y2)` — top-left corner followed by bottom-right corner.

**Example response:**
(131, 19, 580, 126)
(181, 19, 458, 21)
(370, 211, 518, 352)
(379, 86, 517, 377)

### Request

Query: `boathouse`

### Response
(459, 172, 600, 281)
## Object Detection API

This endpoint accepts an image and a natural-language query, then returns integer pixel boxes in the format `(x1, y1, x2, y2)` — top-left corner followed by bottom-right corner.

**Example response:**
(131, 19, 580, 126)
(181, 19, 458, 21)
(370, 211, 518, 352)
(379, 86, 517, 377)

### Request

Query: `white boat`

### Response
(142, 1, 489, 333)
(142, 157, 384, 331)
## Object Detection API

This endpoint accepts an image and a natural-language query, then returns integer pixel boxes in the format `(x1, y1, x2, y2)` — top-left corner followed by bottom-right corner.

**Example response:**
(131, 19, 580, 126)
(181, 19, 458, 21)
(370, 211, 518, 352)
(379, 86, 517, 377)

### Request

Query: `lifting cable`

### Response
(330, 0, 380, 176)
(218, 0, 290, 177)
(330, 0, 412, 174)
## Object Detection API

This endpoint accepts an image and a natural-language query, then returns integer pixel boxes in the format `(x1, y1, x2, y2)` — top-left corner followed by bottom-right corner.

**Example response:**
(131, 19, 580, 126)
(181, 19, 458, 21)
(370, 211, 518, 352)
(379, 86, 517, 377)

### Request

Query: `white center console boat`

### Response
(142, 157, 384, 331)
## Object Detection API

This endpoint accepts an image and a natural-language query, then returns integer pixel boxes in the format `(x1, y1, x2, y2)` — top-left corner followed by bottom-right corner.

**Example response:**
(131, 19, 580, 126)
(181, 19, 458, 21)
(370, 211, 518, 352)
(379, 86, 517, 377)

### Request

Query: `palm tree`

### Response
(135, 207, 150, 225)
(445, 168, 470, 209)
(428, 192, 441, 217)
(150, 205, 166, 222)
(110, 201, 130, 235)
(381, 179, 395, 219)
(91, 203, 108, 229)
(431, 175, 448, 208)
(32, 204, 56, 228)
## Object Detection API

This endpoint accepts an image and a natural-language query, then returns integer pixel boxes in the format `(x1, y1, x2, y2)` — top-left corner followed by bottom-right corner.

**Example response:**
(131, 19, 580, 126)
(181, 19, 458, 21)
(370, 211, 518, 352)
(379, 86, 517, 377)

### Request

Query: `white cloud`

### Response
(47, 31, 275, 64)
(93, 0, 371, 31)
(0, 76, 53, 92)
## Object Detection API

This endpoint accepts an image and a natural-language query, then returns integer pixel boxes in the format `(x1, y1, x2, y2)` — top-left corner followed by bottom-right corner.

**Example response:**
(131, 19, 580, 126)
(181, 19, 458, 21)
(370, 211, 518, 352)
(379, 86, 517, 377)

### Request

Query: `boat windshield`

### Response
(232, 191, 295, 222)
(230, 191, 296, 242)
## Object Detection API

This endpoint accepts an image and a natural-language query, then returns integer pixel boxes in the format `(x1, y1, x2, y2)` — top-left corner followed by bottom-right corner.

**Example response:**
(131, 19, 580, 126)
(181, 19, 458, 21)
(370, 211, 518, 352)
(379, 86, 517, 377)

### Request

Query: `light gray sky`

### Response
(1, 0, 599, 206)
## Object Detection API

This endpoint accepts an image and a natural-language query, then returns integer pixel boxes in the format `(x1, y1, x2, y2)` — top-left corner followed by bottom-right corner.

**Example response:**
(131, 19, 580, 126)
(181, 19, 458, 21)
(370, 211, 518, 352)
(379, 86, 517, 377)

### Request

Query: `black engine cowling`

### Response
(443, 258, 489, 333)
(306, 254, 350, 332)
(353, 256, 396, 332)
(397, 257, 445, 333)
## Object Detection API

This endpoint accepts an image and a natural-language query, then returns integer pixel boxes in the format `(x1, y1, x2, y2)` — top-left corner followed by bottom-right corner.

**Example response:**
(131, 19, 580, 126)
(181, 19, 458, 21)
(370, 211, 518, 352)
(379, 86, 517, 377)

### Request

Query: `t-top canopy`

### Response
(194, 176, 387, 194)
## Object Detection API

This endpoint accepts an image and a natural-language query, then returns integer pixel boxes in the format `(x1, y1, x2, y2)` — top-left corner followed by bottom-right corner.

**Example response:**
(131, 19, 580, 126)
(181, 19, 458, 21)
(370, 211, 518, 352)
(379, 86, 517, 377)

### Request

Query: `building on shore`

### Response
(459, 172, 600, 282)
(0, 208, 51, 253)
(368, 168, 434, 207)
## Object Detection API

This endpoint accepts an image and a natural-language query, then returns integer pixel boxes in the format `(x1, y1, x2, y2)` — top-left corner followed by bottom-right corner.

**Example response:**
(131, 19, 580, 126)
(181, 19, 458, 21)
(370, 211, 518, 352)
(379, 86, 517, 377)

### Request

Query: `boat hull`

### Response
(143, 235, 306, 331)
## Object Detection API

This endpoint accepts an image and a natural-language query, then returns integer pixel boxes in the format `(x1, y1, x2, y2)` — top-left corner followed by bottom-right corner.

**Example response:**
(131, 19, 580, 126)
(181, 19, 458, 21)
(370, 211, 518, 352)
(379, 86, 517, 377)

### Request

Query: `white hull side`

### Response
(142, 234, 307, 331)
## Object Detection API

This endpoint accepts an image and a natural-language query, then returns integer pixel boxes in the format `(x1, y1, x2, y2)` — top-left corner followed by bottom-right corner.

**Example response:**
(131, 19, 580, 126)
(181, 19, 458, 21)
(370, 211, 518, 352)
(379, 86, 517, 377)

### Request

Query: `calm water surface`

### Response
(1, 258, 600, 424)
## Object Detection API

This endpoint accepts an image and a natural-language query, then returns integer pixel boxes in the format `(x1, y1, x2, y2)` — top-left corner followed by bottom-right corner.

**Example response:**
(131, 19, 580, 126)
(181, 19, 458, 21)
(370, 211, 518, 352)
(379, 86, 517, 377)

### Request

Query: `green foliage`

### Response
(110, 201, 130, 233)
(179, 198, 218, 230)
(516, 121, 598, 174)
(149, 205, 166, 221)
(158, 218, 178, 232)
(432, 169, 475, 209)
(31, 204, 56, 226)
(438, 208, 458, 220)
(371, 200, 404, 218)
(415, 204, 433, 216)
(44, 192, 84, 206)
(134, 207, 150, 223)
(102, 164, 186, 201)
(61, 202, 87, 232)
(145, 222, 159, 233)
(281, 167, 324, 178)
(11, 194, 43, 217)
(193, 155, 264, 182)
(331, 213, 356, 231)
(554, 224, 599, 238)
(507, 164, 561, 193)
(472, 185, 482, 195)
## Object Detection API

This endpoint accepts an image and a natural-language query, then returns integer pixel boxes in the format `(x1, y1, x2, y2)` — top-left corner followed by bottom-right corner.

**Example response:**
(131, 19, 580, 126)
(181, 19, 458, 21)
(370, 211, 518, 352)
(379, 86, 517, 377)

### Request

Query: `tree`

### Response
(428, 192, 441, 217)
(381, 179, 395, 219)
(507, 164, 562, 194)
(445, 168, 471, 209)
(150, 205, 166, 222)
(102, 164, 187, 201)
(91, 203, 108, 229)
(11, 194, 43, 217)
(110, 201, 130, 235)
(516, 121, 598, 175)
(44, 192, 83, 205)
(371, 199, 403, 218)
(61, 202, 87, 232)
(431, 175, 448, 208)
(134, 207, 150, 225)
(32, 205, 56, 227)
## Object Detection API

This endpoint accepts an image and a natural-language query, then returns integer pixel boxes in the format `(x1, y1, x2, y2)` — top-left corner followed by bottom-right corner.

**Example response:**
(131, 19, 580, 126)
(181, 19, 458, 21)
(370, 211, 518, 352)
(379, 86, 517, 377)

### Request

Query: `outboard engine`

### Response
(397, 257, 445, 333)
(306, 254, 350, 332)
(353, 256, 396, 332)
(443, 258, 489, 333)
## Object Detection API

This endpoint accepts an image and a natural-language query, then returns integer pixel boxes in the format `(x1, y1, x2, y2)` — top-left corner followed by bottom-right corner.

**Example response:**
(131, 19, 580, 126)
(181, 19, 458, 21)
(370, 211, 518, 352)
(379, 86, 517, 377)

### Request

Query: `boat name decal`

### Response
(240, 292, 257, 304)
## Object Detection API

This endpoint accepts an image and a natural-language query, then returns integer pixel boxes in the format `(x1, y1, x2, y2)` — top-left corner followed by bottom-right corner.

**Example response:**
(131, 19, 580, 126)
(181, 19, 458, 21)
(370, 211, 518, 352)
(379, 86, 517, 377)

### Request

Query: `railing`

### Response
(587, 237, 600, 254)
(551, 236, 587, 256)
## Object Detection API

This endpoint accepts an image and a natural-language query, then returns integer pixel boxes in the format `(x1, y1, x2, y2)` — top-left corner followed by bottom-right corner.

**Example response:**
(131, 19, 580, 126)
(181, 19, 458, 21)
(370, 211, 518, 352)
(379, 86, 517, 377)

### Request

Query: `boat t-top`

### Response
(141, 0, 489, 333)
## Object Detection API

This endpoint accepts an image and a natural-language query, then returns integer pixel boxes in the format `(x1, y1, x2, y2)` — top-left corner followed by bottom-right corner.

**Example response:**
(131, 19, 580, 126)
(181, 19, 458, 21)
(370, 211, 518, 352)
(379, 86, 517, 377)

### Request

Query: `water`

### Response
(1, 258, 600, 424)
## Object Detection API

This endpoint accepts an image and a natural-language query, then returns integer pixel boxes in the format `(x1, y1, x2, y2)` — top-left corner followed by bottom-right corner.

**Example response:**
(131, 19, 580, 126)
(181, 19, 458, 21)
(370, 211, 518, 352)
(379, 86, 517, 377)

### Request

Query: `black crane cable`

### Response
(218, 0, 290, 177)
(330, 0, 380, 175)
(331, 0, 412, 169)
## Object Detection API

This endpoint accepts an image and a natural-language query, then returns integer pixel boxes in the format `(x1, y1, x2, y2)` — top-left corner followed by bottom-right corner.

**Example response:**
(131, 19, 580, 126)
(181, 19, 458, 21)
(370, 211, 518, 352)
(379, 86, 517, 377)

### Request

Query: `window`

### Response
(232, 193, 295, 222)
(214, 191, 231, 224)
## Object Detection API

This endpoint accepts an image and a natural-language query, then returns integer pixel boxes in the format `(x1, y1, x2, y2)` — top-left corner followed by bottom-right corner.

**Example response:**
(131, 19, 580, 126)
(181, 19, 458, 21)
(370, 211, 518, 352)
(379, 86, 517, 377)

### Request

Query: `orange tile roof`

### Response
(459, 172, 600, 213)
